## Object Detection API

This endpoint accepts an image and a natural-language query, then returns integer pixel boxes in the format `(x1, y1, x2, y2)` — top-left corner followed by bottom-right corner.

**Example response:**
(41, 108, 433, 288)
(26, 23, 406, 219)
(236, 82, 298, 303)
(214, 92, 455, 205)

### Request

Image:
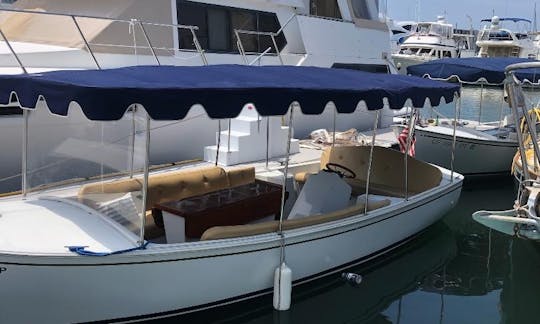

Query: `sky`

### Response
(386, 0, 537, 30)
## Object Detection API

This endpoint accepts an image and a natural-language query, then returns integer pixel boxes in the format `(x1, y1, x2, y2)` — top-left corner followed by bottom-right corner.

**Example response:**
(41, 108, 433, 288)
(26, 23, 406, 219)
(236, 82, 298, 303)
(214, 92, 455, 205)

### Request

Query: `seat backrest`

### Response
(288, 172, 351, 220)
(320, 146, 442, 194)
(78, 165, 256, 211)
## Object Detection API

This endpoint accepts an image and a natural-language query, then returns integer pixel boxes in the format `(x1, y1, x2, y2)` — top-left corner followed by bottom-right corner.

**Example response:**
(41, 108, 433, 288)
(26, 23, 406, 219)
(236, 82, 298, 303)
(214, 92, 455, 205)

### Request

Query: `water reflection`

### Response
(500, 239, 540, 324)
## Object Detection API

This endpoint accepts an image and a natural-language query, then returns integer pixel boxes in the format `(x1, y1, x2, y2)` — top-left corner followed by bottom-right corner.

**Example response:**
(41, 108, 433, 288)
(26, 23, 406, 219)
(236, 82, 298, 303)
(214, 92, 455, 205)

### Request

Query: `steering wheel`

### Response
(324, 163, 356, 179)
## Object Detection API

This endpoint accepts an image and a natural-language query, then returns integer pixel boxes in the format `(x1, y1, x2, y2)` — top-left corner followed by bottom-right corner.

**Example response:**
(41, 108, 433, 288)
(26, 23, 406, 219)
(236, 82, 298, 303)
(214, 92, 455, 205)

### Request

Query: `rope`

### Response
(67, 241, 149, 257)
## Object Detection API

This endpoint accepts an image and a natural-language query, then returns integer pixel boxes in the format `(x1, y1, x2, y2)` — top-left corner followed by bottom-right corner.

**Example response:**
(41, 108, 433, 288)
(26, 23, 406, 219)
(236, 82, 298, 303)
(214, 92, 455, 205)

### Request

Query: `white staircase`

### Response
(204, 106, 300, 166)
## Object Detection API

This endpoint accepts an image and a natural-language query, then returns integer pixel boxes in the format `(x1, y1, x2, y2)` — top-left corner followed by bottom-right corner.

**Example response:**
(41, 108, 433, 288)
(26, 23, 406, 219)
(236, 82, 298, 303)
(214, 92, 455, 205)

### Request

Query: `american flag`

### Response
(398, 127, 415, 157)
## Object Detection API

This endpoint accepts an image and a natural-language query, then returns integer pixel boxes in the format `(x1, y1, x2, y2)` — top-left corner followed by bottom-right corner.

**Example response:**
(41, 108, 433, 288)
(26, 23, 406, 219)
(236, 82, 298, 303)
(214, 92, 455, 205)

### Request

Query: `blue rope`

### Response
(67, 241, 149, 256)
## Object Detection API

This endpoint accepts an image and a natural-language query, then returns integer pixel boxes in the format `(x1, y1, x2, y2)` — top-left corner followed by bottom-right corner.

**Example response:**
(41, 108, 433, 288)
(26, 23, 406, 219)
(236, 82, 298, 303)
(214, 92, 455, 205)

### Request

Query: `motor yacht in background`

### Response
(477, 16, 539, 59)
(392, 16, 476, 74)
(0, 0, 397, 193)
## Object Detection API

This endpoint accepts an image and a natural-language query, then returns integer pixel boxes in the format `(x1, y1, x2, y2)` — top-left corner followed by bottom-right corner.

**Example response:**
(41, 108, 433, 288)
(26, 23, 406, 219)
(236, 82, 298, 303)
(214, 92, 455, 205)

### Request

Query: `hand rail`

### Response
(0, 8, 208, 66)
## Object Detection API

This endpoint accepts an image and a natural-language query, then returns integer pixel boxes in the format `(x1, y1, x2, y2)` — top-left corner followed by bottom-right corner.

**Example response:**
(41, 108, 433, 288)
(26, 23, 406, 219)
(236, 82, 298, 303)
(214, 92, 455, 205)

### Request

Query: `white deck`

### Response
(0, 197, 138, 255)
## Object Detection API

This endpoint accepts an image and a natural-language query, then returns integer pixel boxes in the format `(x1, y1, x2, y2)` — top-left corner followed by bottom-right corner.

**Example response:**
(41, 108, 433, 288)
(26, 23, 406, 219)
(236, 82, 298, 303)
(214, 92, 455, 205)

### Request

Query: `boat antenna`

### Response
(534, 2, 538, 33)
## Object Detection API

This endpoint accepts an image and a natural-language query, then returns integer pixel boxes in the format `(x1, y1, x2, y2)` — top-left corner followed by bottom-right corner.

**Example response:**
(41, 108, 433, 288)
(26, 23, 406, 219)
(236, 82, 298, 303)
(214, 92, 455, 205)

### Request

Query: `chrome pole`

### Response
(190, 28, 208, 65)
(450, 94, 460, 182)
(478, 82, 484, 125)
(22, 109, 28, 198)
(227, 119, 231, 153)
(0, 28, 30, 197)
(71, 16, 101, 69)
(403, 108, 416, 199)
(266, 117, 270, 169)
(270, 34, 284, 65)
(279, 104, 295, 232)
(215, 120, 222, 166)
(138, 21, 161, 65)
(129, 106, 136, 178)
(364, 111, 380, 214)
(139, 111, 151, 245)
(332, 106, 337, 147)
(506, 80, 530, 180)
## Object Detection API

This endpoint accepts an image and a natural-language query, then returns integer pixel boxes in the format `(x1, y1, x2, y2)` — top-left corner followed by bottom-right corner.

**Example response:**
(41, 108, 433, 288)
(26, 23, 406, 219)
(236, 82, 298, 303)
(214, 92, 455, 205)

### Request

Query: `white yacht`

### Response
(0, 0, 396, 192)
(476, 16, 539, 59)
(392, 16, 475, 74)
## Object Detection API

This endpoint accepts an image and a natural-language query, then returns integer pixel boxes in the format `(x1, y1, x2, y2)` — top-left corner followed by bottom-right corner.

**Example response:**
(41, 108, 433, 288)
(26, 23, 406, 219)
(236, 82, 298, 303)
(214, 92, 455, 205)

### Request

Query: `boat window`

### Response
(231, 10, 257, 52)
(348, 0, 378, 20)
(443, 51, 452, 58)
(208, 8, 231, 51)
(419, 48, 431, 54)
(310, 0, 342, 19)
(488, 30, 513, 40)
(177, 0, 287, 53)
(332, 63, 389, 74)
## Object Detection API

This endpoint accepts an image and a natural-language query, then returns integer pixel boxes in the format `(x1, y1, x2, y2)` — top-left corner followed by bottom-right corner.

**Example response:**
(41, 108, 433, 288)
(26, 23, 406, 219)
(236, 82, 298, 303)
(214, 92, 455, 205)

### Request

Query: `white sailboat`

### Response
(0, 64, 462, 323)
(404, 57, 540, 176)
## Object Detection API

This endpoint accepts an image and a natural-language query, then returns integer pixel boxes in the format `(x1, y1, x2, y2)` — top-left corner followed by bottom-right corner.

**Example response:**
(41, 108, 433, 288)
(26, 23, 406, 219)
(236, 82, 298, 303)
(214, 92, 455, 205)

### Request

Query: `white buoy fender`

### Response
(273, 262, 292, 311)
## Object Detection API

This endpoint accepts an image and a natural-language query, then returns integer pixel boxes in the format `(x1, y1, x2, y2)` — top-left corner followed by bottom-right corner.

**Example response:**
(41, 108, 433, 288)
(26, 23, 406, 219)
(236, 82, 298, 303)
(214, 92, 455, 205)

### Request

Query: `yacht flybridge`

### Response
(392, 16, 476, 74)
(477, 16, 539, 59)
(0, 64, 462, 323)
(0, 0, 396, 193)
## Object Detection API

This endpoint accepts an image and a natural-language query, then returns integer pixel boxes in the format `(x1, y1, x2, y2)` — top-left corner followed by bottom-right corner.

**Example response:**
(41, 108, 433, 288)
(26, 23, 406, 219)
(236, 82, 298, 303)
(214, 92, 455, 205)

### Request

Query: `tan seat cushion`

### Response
(226, 166, 255, 188)
(200, 199, 391, 241)
(78, 166, 256, 212)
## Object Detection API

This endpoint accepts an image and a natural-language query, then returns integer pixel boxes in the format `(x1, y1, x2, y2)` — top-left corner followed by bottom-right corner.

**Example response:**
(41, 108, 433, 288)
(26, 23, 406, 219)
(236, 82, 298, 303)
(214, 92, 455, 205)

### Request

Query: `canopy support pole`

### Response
(215, 121, 222, 166)
(266, 117, 270, 169)
(279, 105, 295, 232)
(403, 108, 417, 200)
(507, 79, 531, 181)
(129, 106, 136, 178)
(364, 110, 380, 214)
(478, 82, 484, 126)
(450, 94, 460, 182)
(332, 106, 337, 147)
(139, 110, 151, 246)
(0, 28, 29, 197)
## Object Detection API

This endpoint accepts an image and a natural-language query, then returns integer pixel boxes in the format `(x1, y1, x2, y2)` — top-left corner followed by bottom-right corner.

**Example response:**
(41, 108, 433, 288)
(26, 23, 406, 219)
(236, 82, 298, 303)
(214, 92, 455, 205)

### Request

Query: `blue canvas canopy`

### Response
(407, 58, 540, 85)
(0, 65, 459, 121)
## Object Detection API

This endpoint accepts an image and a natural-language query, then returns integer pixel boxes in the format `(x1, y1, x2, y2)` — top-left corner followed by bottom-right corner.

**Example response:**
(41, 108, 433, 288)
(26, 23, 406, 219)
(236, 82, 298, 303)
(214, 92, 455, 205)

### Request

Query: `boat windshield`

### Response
(416, 23, 452, 38)
(26, 102, 149, 235)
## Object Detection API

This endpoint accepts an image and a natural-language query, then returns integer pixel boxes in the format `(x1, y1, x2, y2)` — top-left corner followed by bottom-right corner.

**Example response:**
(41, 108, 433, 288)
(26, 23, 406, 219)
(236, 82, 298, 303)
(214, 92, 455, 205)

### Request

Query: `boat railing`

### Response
(505, 61, 540, 183)
(0, 7, 209, 70)
(234, 13, 296, 66)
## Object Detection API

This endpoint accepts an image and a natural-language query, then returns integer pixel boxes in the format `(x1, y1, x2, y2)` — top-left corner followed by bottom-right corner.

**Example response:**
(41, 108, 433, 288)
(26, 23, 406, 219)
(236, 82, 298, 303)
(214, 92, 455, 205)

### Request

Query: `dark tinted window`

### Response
(177, 0, 287, 54)
(231, 10, 257, 52)
(208, 8, 230, 51)
(332, 63, 389, 74)
(310, 0, 342, 19)
(177, 1, 207, 49)
(259, 13, 287, 53)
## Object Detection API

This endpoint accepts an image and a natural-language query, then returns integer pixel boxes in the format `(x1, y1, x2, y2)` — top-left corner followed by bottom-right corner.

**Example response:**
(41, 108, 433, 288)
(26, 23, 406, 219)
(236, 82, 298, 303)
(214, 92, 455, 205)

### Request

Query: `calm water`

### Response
(159, 87, 540, 324)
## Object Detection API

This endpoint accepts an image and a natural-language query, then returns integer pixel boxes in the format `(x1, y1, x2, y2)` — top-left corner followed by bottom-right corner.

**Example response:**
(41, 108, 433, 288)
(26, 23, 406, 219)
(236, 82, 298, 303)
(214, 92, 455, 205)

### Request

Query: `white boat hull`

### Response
(412, 127, 518, 176)
(0, 179, 462, 323)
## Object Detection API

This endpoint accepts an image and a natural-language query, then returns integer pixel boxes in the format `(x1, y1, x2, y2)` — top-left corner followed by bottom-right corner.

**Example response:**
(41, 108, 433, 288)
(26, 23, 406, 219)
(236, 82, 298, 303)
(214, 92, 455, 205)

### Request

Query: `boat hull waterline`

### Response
(0, 182, 462, 323)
